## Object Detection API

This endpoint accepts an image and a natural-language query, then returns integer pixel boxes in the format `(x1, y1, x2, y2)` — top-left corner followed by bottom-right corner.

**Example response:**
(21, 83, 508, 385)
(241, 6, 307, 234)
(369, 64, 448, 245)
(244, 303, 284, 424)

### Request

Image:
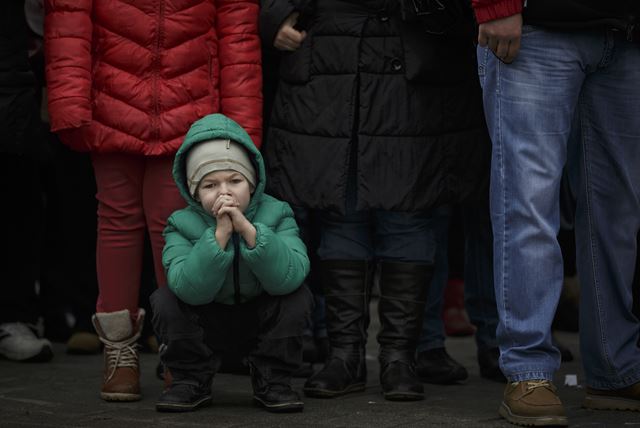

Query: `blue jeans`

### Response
(317, 209, 436, 263)
(479, 27, 640, 388)
(418, 201, 499, 353)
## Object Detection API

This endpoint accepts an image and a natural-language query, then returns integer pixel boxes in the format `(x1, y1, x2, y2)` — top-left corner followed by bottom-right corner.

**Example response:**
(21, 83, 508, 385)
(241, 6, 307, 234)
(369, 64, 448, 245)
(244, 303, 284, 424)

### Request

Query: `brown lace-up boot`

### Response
(499, 380, 567, 426)
(92, 309, 145, 402)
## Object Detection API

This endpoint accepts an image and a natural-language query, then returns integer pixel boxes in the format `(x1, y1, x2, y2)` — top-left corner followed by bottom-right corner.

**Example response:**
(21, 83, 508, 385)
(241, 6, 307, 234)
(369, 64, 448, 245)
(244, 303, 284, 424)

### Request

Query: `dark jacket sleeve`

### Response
(259, 0, 310, 49)
(162, 214, 234, 305)
(239, 202, 310, 296)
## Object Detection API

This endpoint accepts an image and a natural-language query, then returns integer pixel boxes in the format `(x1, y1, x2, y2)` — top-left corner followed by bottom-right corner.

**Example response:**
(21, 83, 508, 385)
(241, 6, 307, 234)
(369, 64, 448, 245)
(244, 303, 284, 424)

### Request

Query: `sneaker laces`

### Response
(99, 331, 141, 382)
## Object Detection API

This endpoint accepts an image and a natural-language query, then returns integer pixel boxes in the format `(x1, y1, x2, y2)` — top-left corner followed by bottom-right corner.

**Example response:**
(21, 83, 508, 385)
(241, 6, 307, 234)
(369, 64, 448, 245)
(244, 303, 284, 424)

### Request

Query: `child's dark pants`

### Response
(150, 286, 313, 388)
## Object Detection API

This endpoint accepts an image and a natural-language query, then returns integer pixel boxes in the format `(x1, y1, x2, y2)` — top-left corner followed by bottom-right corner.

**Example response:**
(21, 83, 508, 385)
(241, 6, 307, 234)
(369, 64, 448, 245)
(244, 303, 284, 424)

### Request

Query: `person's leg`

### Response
(291, 205, 328, 366)
(415, 207, 469, 384)
(304, 206, 374, 398)
(418, 208, 449, 353)
(91, 153, 148, 401)
(92, 153, 146, 315)
(462, 196, 504, 382)
(574, 31, 640, 409)
(479, 26, 588, 425)
(150, 287, 216, 412)
(480, 28, 583, 383)
(375, 209, 436, 400)
(249, 285, 314, 412)
(142, 156, 184, 288)
(0, 152, 53, 362)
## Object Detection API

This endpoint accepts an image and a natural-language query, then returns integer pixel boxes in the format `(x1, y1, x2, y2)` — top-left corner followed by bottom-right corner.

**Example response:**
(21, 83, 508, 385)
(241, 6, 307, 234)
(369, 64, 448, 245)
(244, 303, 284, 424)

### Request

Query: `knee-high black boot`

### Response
(303, 260, 372, 398)
(378, 261, 433, 401)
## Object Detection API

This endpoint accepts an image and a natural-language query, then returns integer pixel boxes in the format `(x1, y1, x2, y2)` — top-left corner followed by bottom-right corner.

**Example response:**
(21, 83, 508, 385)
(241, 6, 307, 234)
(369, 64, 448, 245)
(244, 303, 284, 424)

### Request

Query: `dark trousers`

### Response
(151, 286, 313, 386)
(0, 152, 42, 324)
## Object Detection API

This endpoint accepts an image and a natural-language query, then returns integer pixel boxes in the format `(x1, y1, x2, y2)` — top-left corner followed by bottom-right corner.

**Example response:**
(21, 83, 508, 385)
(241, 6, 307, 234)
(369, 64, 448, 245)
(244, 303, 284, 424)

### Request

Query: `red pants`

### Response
(91, 153, 184, 315)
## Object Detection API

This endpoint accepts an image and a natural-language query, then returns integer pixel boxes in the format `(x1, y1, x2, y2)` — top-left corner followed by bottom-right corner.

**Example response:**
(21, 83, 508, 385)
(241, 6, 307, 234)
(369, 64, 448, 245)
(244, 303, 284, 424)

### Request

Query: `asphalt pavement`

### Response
(0, 316, 638, 427)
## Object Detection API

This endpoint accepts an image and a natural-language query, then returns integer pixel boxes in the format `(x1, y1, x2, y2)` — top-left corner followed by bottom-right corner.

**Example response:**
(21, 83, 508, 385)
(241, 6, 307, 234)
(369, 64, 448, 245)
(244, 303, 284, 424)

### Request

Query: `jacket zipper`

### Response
(152, 0, 165, 143)
(232, 233, 240, 304)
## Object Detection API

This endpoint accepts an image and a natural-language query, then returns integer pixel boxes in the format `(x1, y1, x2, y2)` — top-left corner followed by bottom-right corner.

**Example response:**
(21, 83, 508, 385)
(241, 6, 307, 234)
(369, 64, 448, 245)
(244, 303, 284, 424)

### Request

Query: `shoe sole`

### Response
(383, 391, 424, 401)
(304, 383, 366, 398)
(583, 395, 640, 411)
(253, 396, 304, 413)
(156, 396, 212, 412)
(499, 402, 568, 426)
(101, 392, 142, 402)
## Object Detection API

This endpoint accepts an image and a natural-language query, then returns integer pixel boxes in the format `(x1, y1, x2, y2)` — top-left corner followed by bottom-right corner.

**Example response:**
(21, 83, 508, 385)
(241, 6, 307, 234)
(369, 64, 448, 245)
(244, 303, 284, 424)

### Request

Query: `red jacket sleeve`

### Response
(472, 0, 524, 24)
(216, 0, 263, 148)
(44, 0, 93, 132)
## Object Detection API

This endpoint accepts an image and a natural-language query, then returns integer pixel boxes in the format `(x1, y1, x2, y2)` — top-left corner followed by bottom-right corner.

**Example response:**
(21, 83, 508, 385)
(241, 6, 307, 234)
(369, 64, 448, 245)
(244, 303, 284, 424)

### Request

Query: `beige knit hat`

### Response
(186, 139, 256, 197)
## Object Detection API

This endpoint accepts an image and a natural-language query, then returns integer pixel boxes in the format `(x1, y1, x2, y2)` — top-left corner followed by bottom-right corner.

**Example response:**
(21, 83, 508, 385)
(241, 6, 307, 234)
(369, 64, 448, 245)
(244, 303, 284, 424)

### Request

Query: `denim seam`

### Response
(578, 94, 614, 375)
(495, 58, 515, 358)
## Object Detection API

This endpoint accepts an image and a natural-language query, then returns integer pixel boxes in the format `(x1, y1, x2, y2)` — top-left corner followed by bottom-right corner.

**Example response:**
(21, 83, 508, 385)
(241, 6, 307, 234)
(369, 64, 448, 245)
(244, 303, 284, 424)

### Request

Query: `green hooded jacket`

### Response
(163, 114, 310, 305)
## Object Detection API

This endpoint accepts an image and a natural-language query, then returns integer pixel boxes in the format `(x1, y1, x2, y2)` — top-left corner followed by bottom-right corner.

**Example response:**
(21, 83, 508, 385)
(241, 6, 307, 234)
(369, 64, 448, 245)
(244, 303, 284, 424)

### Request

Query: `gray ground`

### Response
(1, 315, 638, 427)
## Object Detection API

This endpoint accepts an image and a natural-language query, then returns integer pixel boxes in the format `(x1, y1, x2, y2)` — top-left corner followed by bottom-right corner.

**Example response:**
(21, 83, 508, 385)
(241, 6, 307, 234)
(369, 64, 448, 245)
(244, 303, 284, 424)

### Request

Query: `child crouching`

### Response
(151, 114, 312, 413)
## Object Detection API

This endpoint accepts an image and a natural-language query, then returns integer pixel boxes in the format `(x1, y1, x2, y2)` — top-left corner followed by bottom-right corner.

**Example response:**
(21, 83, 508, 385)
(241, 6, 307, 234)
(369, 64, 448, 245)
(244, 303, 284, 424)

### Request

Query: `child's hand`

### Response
(217, 205, 257, 249)
(274, 12, 306, 51)
(212, 194, 236, 249)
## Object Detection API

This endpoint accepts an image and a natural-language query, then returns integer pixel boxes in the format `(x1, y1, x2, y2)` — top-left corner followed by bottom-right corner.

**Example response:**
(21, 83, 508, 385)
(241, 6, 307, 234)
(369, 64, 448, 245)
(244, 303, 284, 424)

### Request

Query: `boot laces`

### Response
(99, 332, 140, 382)
(523, 380, 555, 392)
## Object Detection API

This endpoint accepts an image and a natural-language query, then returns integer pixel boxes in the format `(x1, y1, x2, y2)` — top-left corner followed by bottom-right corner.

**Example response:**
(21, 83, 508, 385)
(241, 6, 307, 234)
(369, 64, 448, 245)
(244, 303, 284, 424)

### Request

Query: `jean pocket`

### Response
(521, 24, 541, 36)
(477, 45, 489, 87)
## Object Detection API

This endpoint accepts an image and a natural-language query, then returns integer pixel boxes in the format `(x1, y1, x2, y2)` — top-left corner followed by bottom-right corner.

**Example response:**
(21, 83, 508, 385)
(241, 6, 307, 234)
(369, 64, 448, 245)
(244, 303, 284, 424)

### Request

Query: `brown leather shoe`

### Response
(499, 380, 568, 426)
(583, 381, 640, 411)
(92, 309, 145, 402)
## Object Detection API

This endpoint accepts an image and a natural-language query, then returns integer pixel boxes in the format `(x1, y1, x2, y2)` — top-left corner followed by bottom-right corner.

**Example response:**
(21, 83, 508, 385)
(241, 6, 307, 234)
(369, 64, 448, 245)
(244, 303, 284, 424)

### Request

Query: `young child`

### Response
(151, 113, 312, 413)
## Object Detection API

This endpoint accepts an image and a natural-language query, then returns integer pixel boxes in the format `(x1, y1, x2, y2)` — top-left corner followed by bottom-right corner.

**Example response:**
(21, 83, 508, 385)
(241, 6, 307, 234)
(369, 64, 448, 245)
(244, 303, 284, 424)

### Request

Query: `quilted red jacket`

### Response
(472, 0, 523, 23)
(44, 0, 262, 155)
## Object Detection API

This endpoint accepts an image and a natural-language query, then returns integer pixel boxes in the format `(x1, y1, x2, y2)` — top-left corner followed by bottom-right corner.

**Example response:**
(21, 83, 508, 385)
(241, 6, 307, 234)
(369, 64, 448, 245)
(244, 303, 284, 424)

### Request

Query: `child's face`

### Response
(197, 170, 252, 215)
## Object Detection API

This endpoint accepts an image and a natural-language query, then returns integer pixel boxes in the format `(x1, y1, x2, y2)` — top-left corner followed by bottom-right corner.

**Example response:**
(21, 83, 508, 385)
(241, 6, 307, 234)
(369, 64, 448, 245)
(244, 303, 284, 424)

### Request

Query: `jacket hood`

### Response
(173, 114, 265, 220)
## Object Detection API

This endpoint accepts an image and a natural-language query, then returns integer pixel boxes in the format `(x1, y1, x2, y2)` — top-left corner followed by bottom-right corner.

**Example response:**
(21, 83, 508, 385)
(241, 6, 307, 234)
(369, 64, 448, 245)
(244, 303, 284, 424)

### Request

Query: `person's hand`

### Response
(218, 204, 257, 248)
(213, 194, 236, 249)
(274, 12, 307, 51)
(478, 14, 522, 64)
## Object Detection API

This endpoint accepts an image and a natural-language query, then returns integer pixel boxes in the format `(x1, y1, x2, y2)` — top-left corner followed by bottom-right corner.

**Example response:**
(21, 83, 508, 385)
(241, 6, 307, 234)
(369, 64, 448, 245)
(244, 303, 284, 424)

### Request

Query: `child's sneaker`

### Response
(253, 384, 304, 413)
(156, 381, 212, 412)
(0, 322, 53, 362)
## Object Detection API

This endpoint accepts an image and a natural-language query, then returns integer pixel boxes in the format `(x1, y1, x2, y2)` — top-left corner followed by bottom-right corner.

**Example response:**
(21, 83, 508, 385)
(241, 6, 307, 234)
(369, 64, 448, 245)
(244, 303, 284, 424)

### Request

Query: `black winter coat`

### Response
(0, 0, 43, 156)
(261, 0, 491, 214)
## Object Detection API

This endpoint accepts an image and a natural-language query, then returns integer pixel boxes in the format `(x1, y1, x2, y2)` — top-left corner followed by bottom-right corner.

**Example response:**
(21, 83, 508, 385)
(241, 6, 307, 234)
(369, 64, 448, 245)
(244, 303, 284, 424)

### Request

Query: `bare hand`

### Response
(274, 12, 307, 51)
(212, 194, 239, 217)
(478, 14, 522, 64)
(218, 206, 257, 248)
(212, 194, 236, 249)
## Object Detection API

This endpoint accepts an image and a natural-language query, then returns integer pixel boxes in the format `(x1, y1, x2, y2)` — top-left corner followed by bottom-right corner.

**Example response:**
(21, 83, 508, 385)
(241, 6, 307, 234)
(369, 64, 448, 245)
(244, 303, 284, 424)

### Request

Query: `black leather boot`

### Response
(416, 347, 469, 384)
(378, 261, 432, 401)
(156, 379, 213, 412)
(249, 362, 304, 413)
(303, 260, 371, 398)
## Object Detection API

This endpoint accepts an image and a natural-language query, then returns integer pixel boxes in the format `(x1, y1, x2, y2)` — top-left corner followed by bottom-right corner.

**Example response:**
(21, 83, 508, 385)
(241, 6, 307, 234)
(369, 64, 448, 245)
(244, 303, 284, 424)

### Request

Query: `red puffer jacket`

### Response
(472, 0, 523, 23)
(44, 0, 262, 155)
